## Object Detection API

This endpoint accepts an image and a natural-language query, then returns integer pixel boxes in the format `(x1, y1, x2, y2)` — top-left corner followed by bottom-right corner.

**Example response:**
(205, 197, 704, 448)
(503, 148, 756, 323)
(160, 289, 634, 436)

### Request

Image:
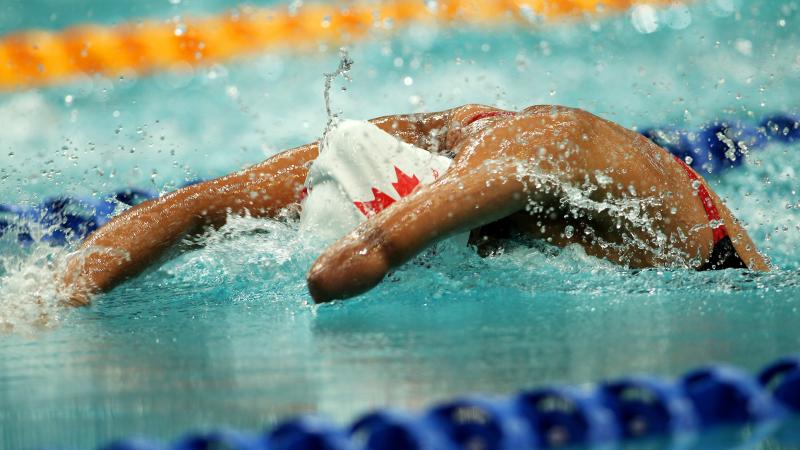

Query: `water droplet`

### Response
(564, 225, 574, 238)
(64, 94, 74, 106)
(424, 0, 439, 12)
(174, 22, 187, 36)
(734, 39, 752, 56)
(631, 5, 659, 34)
(403, 76, 413, 86)
(226, 85, 239, 99)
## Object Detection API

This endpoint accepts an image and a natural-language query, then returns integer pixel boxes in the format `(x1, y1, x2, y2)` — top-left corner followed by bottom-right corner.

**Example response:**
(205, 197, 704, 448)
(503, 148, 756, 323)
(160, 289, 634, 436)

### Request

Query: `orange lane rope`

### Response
(0, 0, 672, 91)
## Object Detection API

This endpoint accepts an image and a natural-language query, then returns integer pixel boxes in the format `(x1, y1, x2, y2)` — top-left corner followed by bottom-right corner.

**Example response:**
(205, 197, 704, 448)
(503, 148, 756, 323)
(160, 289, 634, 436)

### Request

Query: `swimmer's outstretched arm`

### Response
(61, 143, 319, 306)
(307, 158, 528, 303)
(61, 107, 464, 306)
(307, 152, 531, 303)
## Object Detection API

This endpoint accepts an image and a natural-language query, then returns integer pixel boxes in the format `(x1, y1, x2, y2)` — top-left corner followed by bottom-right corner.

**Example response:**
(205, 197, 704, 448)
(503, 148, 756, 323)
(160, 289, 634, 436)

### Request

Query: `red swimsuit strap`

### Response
(463, 110, 516, 126)
(673, 156, 728, 244)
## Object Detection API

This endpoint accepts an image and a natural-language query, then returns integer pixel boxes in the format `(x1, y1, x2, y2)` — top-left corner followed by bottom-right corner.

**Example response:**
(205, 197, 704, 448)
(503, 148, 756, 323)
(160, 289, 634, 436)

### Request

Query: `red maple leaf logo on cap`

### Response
(353, 166, 421, 217)
(391, 166, 421, 197)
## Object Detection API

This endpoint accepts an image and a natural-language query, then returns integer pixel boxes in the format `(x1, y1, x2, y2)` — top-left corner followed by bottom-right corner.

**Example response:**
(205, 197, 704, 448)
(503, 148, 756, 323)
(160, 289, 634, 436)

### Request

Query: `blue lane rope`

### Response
(640, 113, 799, 173)
(1, 113, 797, 246)
(0, 188, 158, 245)
(92, 354, 800, 450)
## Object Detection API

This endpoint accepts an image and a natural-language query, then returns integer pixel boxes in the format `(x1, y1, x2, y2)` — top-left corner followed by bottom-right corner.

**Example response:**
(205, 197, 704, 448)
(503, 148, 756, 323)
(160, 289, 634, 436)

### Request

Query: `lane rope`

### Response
(0, 0, 675, 91)
(100, 354, 800, 449)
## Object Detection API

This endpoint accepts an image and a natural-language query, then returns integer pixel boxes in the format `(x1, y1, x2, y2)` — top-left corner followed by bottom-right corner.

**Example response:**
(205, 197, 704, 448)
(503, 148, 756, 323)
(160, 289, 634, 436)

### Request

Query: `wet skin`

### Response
(61, 104, 769, 306)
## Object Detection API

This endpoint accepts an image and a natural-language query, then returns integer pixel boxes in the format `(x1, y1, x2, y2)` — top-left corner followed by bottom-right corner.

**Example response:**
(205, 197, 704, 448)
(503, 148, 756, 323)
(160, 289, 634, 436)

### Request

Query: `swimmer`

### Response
(60, 104, 769, 306)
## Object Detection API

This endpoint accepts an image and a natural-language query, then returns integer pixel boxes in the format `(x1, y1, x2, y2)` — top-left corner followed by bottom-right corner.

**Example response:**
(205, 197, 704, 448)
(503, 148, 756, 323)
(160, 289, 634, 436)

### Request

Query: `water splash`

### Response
(496, 157, 699, 269)
(322, 48, 354, 140)
(0, 214, 113, 332)
(159, 211, 316, 305)
(0, 237, 71, 333)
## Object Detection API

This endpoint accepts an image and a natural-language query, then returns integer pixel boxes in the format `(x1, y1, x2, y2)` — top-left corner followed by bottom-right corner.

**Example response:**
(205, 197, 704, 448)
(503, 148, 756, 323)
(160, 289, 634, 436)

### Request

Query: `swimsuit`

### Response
(673, 156, 748, 270)
(462, 110, 516, 126)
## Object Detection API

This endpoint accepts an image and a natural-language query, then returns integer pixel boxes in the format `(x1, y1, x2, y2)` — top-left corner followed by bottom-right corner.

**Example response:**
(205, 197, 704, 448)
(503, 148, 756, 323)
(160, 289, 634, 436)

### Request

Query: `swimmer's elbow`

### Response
(306, 245, 391, 304)
(306, 266, 360, 304)
(306, 269, 342, 304)
(306, 263, 377, 304)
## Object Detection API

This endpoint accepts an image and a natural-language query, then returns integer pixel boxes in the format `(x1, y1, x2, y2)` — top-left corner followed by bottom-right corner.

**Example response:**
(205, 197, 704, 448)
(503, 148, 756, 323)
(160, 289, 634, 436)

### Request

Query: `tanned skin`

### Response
(61, 104, 769, 305)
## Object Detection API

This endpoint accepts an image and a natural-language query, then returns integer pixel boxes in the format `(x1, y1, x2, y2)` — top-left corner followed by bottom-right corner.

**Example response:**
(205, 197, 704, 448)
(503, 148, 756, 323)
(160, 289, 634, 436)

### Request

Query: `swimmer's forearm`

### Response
(63, 178, 258, 303)
(62, 143, 319, 305)
(307, 163, 527, 303)
(60, 186, 208, 305)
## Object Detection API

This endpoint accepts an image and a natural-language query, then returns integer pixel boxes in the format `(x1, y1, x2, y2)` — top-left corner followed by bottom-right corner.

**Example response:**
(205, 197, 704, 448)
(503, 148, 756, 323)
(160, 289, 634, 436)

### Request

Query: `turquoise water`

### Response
(1, 0, 799, 448)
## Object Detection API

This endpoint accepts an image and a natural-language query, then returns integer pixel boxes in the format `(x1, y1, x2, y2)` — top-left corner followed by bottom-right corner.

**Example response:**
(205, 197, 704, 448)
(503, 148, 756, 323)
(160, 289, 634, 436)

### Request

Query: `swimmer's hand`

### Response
(59, 256, 95, 307)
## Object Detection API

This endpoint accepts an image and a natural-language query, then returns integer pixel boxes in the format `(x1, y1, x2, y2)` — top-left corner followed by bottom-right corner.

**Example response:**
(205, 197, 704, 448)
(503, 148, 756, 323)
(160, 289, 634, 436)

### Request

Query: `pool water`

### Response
(1, 0, 799, 448)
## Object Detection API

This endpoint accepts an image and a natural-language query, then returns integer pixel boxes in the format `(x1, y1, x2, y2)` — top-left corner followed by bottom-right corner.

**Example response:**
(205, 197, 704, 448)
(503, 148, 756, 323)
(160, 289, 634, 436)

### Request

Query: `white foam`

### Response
(0, 240, 71, 334)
